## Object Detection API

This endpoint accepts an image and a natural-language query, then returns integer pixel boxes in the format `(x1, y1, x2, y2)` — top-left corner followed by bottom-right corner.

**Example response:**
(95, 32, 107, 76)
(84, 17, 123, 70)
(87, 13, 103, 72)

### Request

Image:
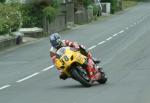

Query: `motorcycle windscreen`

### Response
(56, 47, 66, 58)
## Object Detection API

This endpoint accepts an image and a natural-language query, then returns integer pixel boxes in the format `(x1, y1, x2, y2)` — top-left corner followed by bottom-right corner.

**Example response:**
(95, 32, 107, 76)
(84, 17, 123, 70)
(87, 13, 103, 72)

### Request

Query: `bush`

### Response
(83, 0, 92, 8)
(43, 6, 58, 23)
(20, 4, 43, 28)
(0, 18, 10, 35)
(0, 0, 5, 3)
(111, 0, 117, 14)
(92, 5, 99, 16)
(50, 0, 59, 8)
(0, 3, 21, 35)
(20, 0, 59, 28)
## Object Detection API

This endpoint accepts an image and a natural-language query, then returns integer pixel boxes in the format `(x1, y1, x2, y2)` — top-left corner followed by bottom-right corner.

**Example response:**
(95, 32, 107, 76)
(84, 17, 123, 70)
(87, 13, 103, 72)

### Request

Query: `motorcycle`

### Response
(54, 47, 107, 87)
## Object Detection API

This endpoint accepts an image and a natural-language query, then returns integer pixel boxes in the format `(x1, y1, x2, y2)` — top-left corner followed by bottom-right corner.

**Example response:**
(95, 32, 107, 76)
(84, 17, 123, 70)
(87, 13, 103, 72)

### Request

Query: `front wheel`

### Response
(70, 68, 92, 87)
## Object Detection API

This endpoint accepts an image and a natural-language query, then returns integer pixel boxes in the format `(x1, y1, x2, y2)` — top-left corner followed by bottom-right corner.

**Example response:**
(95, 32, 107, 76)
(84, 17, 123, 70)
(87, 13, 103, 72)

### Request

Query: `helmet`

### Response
(49, 33, 62, 49)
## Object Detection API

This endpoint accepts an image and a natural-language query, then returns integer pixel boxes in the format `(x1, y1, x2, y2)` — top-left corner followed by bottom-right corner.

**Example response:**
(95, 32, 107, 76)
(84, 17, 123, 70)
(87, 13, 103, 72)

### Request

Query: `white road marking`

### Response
(42, 65, 54, 72)
(113, 33, 119, 37)
(88, 45, 97, 50)
(106, 37, 112, 41)
(140, 19, 143, 22)
(0, 85, 11, 90)
(97, 41, 106, 45)
(125, 27, 129, 30)
(134, 22, 137, 25)
(136, 21, 140, 24)
(16, 72, 39, 83)
(130, 25, 134, 27)
(118, 30, 124, 34)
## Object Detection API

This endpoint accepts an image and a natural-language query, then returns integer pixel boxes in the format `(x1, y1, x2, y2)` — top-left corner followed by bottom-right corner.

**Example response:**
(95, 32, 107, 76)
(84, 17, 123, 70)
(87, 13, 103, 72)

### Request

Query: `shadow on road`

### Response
(54, 84, 85, 89)
(52, 83, 106, 90)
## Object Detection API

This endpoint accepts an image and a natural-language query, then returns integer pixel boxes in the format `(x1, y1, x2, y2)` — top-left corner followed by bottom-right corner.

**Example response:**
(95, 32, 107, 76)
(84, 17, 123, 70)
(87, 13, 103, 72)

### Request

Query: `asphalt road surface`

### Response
(0, 3, 150, 103)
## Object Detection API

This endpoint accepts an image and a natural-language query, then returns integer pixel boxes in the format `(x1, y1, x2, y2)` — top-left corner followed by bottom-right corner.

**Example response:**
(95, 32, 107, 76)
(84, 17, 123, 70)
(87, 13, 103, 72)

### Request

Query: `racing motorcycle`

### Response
(54, 47, 107, 87)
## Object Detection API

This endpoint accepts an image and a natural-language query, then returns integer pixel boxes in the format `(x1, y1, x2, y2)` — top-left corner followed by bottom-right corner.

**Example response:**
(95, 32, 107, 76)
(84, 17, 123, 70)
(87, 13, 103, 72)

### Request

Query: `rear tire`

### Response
(97, 72, 107, 84)
(70, 68, 92, 87)
(98, 77, 107, 84)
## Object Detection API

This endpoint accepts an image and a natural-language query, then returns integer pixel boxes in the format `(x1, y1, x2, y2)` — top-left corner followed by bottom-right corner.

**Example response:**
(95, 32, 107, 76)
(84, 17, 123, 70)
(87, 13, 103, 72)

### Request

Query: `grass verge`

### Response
(122, 0, 138, 9)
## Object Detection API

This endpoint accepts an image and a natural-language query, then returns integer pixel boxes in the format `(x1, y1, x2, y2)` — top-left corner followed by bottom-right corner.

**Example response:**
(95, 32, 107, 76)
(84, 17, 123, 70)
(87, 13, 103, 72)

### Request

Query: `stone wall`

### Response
(60, 2, 75, 27)
(0, 36, 16, 50)
(74, 6, 93, 24)
(43, 13, 67, 34)
(75, 10, 88, 24)
(66, 2, 75, 23)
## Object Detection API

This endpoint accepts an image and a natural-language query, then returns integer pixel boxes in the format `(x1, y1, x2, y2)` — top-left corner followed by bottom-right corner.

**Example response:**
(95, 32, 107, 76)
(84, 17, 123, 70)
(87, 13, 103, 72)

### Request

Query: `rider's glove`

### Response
(59, 73, 68, 80)
(79, 45, 88, 56)
(80, 45, 86, 50)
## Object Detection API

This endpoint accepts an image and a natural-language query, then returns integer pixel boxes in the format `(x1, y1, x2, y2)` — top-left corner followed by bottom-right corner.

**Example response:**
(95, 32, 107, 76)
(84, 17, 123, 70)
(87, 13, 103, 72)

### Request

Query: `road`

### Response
(0, 3, 150, 103)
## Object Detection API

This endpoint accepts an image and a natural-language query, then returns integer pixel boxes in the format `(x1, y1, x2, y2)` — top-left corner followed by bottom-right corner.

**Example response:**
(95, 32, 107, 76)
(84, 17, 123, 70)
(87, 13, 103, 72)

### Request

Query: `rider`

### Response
(49, 33, 101, 81)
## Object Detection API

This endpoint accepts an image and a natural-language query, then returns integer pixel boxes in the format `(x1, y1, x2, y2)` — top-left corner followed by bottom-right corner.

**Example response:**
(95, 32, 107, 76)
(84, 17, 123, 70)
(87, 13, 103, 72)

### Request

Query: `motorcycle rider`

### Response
(49, 33, 101, 81)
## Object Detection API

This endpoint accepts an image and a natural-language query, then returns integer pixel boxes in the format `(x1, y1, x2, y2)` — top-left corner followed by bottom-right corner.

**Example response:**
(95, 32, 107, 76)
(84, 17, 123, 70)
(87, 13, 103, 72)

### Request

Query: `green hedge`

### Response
(83, 0, 92, 8)
(20, 0, 59, 28)
(0, 0, 5, 3)
(20, 4, 43, 28)
(0, 0, 60, 35)
(92, 5, 99, 16)
(0, 3, 21, 35)
(124, 0, 142, 1)
(43, 6, 58, 23)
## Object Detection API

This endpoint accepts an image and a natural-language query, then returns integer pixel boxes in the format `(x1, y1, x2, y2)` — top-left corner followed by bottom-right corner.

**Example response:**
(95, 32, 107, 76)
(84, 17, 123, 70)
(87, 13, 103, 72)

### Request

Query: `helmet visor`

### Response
(51, 40, 61, 48)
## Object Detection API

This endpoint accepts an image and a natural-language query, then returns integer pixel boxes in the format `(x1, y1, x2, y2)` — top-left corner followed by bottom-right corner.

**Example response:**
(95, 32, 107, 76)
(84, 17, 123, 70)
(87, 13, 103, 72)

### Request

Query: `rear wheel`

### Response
(70, 68, 92, 87)
(97, 71, 107, 84)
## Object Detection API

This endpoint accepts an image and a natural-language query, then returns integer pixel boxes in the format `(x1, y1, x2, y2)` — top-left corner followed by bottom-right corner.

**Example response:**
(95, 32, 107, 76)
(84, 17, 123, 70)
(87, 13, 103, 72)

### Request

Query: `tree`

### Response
(0, 0, 6, 3)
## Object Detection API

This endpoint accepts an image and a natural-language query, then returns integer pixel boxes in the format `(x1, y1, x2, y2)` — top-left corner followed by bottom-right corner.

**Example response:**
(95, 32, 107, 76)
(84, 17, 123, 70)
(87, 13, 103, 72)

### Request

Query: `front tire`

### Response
(70, 68, 92, 87)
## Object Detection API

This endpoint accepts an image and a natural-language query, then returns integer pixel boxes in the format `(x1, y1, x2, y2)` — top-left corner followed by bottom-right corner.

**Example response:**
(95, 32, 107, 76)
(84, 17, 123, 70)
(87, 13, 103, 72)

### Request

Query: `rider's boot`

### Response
(92, 57, 100, 64)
